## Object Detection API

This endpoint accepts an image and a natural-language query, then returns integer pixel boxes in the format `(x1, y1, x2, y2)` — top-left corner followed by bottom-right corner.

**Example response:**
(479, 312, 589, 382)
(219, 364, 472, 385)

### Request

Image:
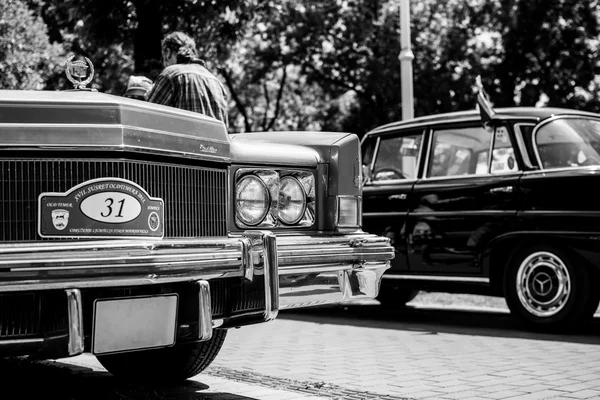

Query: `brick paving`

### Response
(6, 303, 600, 399)
(206, 304, 600, 399)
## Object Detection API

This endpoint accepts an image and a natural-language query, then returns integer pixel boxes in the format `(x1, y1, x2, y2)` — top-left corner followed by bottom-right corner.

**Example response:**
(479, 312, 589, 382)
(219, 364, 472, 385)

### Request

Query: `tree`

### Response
(492, 0, 600, 110)
(0, 0, 63, 90)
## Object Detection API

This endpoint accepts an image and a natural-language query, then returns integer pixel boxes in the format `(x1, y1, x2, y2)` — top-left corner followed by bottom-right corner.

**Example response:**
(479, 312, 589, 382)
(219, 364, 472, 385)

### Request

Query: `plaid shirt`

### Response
(146, 61, 229, 126)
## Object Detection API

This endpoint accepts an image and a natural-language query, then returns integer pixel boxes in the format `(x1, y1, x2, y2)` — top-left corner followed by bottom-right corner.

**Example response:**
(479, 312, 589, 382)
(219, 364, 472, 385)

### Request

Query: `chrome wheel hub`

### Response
(516, 251, 571, 317)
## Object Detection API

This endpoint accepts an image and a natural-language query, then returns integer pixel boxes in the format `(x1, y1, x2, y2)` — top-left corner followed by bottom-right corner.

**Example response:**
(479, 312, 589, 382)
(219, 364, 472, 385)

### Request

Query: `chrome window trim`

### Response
(369, 178, 418, 186)
(371, 136, 381, 174)
(422, 126, 433, 179)
(486, 126, 495, 173)
(416, 171, 521, 183)
(523, 165, 600, 176)
(531, 114, 600, 171)
(513, 122, 536, 168)
(368, 116, 483, 136)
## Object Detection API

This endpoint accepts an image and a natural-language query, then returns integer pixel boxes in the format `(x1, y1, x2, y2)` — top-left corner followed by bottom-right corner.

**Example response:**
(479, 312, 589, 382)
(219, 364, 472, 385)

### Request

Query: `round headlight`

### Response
(236, 175, 270, 226)
(278, 176, 306, 225)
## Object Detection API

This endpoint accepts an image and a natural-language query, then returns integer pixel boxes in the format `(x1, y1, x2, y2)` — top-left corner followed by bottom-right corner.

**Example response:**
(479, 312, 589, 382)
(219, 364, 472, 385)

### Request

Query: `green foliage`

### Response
(0, 0, 64, 90)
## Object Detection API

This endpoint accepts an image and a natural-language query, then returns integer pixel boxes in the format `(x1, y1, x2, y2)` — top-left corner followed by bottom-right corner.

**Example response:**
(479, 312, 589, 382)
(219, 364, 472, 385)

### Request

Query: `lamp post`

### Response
(399, 0, 414, 120)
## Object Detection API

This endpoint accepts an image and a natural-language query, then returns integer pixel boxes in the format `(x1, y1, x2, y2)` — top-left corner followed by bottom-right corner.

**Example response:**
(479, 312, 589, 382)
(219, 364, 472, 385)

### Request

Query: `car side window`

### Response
(428, 126, 492, 178)
(372, 133, 423, 182)
(490, 126, 519, 174)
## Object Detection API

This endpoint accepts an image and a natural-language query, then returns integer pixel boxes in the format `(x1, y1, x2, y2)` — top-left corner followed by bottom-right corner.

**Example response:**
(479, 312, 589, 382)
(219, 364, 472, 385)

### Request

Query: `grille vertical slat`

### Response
(0, 158, 227, 241)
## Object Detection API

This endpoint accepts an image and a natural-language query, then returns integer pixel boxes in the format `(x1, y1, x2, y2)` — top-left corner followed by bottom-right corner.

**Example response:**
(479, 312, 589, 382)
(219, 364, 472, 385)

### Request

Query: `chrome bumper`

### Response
(276, 234, 393, 309)
(0, 231, 392, 357)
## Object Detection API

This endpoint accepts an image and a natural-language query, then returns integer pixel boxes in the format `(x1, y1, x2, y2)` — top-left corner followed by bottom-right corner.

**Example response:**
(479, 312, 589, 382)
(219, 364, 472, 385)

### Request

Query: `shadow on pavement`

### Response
(0, 357, 255, 400)
(280, 303, 600, 345)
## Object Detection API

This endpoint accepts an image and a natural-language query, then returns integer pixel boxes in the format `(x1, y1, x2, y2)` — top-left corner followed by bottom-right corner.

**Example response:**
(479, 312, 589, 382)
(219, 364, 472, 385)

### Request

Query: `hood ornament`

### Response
(65, 55, 95, 90)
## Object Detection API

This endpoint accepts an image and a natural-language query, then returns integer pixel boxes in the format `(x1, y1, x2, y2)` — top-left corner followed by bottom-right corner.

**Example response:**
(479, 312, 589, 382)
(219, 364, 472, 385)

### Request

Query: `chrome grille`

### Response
(210, 278, 265, 318)
(0, 158, 228, 241)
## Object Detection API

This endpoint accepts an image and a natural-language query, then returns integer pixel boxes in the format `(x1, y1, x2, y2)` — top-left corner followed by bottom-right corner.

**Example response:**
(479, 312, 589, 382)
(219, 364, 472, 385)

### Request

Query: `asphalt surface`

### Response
(3, 303, 600, 400)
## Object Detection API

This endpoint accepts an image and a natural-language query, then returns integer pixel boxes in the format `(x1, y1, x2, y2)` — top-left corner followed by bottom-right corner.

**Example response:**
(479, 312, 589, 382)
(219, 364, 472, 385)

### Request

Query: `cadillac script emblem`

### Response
(65, 55, 95, 90)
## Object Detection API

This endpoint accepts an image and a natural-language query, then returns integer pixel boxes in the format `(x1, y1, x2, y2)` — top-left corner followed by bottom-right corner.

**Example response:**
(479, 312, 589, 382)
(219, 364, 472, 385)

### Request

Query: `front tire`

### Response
(377, 284, 419, 307)
(97, 329, 227, 383)
(504, 245, 598, 331)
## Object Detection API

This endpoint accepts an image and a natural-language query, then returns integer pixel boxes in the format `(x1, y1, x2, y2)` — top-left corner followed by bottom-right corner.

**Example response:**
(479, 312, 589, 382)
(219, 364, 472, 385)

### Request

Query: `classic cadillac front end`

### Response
(0, 89, 393, 382)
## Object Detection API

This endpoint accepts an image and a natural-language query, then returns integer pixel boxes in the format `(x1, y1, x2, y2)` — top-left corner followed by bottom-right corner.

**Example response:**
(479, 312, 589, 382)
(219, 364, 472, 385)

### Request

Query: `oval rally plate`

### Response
(38, 178, 164, 239)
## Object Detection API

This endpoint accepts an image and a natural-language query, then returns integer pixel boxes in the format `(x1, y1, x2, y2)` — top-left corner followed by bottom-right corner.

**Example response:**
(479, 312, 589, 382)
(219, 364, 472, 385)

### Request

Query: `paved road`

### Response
(3, 303, 600, 399)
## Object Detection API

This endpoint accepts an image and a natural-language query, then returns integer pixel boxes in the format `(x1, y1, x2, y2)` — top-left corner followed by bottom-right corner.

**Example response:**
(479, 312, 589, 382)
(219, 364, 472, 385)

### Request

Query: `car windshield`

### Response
(535, 117, 600, 169)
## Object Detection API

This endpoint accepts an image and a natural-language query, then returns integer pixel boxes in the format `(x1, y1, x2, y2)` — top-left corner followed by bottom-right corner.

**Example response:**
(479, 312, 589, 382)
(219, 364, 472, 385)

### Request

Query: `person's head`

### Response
(161, 31, 198, 67)
(124, 75, 153, 100)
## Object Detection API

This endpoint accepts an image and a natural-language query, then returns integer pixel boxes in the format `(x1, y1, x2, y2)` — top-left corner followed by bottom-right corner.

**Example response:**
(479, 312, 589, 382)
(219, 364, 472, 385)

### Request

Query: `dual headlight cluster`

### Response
(235, 169, 315, 228)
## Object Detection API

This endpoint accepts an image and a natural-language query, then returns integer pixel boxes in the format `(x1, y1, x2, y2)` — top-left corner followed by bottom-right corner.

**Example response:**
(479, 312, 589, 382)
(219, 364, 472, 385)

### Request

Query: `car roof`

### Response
(367, 107, 600, 135)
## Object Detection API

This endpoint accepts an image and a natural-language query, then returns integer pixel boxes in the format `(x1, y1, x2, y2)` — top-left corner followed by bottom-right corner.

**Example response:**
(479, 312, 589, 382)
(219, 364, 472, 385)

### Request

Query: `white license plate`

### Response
(92, 294, 178, 355)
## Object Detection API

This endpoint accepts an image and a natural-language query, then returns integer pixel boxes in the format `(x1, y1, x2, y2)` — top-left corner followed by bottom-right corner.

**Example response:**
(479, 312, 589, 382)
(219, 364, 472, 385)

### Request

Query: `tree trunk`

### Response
(133, 0, 163, 76)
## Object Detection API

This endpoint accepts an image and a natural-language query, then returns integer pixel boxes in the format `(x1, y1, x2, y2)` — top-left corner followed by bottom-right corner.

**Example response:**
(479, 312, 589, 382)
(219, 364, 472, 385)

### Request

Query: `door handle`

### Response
(388, 194, 407, 200)
(488, 186, 513, 194)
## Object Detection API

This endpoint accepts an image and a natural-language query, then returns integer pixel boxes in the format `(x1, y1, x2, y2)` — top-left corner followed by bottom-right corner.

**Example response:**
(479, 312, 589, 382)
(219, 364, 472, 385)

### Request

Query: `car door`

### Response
(362, 128, 425, 272)
(406, 122, 521, 275)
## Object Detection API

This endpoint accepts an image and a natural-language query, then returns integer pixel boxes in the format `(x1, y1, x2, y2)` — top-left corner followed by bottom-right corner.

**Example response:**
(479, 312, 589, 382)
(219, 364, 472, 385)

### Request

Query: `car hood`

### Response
(0, 90, 230, 162)
(229, 131, 356, 166)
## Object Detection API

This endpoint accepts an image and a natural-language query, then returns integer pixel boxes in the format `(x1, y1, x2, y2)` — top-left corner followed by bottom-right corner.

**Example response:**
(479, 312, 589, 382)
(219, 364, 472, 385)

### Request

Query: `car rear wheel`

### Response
(504, 246, 598, 331)
(97, 329, 227, 383)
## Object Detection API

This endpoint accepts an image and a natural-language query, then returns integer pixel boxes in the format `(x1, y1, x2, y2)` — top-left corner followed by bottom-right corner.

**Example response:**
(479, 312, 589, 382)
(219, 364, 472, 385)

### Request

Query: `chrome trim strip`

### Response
(368, 178, 417, 186)
(409, 210, 514, 217)
(363, 212, 409, 218)
(263, 231, 279, 321)
(0, 238, 248, 292)
(240, 237, 254, 281)
(531, 115, 600, 170)
(65, 288, 84, 356)
(0, 274, 234, 293)
(0, 338, 44, 347)
(383, 274, 489, 283)
(244, 231, 279, 321)
(523, 165, 600, 176)
(0, 123, 227, 145)
(518, 210, 600, 217)
(195, 280, 213, 341)
(278, 263, 354, 274)
(0, 128, 230, 162)
(276, 234, 394, 267)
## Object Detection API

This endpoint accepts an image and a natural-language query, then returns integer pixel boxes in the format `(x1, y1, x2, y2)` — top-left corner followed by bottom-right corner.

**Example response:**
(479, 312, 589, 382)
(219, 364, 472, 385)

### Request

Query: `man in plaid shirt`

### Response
(146, 31, 229, 127)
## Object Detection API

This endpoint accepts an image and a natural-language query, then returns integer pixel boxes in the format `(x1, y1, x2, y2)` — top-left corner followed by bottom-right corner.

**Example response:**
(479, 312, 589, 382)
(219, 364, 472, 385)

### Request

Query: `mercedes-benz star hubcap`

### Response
(516, 251, 571, 318)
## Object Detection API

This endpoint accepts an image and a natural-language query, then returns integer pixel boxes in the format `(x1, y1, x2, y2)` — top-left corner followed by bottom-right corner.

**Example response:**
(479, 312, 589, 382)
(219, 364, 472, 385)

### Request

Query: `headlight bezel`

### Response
(234, 174, 271, 226)
(234, 168, 316, 229)
(278, 175, 307, 225)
